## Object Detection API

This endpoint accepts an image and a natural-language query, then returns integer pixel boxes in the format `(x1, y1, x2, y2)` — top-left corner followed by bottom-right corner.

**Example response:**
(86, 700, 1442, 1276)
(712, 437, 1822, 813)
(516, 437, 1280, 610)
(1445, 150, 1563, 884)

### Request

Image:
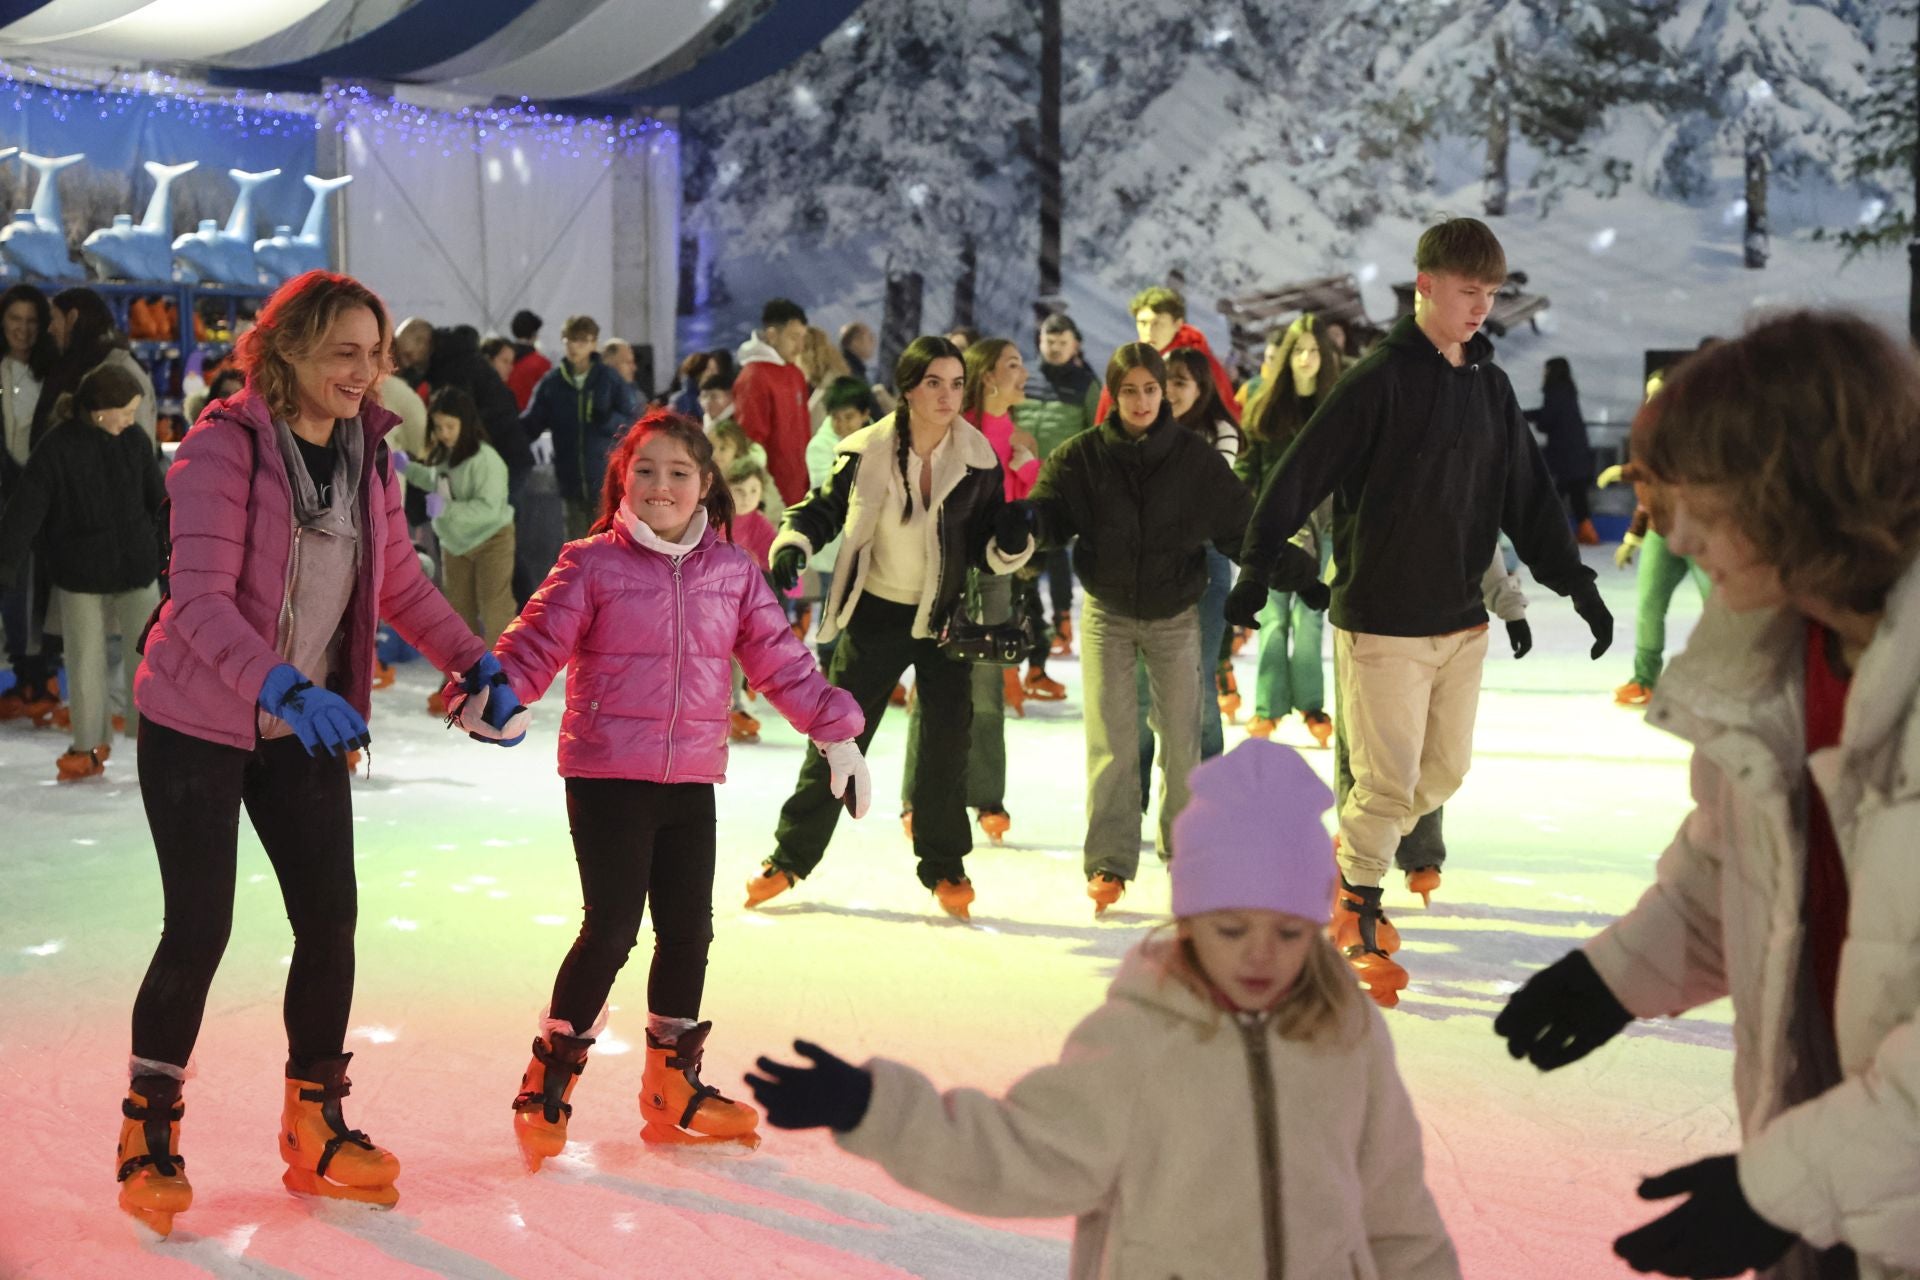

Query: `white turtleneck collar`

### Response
(616, 499, 709, 559)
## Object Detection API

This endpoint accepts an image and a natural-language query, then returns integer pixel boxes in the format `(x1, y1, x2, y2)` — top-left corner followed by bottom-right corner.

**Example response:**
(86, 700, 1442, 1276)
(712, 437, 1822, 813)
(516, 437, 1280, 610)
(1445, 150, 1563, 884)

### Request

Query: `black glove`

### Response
(992, 501, 1034, 554)
(1493, 950, 1632, 1070)
(1614, 1155, 1796, 1277)
(745, 1040, 874, 1133)
(1506, 618, 1532, 659)
(769, 545, 807, 595)
(1224, 576, 1269, 630)
(1571, 582, 1613, 660)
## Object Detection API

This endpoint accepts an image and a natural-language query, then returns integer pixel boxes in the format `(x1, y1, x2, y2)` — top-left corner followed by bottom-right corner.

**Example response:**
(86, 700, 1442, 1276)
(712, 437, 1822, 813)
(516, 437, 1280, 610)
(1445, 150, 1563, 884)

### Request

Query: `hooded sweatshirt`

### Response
(732, 334, 813, 506)
(1241, 316, 1592, 638)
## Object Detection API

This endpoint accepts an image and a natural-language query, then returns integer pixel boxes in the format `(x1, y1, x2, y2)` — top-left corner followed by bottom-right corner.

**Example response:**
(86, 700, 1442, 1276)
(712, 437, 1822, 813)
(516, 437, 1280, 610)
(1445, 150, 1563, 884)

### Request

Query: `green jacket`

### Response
(1012, 360, 1100, 461)
(405, 443, 512, 557)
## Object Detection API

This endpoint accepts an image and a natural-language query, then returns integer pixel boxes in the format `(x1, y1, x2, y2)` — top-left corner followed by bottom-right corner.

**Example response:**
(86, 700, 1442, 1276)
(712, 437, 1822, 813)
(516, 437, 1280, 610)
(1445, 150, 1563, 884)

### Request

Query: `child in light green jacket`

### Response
(405, 386, 516, 644)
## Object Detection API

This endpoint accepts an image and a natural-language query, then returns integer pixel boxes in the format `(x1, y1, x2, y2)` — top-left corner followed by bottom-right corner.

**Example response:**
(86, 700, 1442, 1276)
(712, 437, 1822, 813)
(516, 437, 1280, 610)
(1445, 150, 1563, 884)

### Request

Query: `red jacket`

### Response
(507, 349, 550, 411)
(733, 336, 814, 505)
(1096, 324, 1241, 426)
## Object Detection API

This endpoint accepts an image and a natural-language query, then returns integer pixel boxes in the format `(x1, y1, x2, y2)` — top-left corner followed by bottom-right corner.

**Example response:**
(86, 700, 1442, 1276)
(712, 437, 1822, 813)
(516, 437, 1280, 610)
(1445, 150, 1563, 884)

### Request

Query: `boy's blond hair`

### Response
(1151, 925, 1365, 1047)
(1646, 310, 1920, 615)
(1415, 217, 1508, 284)
(561, 314, 600, 342)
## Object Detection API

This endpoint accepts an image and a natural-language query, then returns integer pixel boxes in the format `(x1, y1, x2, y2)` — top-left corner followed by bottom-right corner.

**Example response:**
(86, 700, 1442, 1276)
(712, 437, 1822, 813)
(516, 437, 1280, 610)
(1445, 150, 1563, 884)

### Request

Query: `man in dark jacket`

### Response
(1012, 312, 1099, 660)
(1225, 218, 1613, 1003)
(521, 314, 640, 539)
(1027, 343, 1253, 912)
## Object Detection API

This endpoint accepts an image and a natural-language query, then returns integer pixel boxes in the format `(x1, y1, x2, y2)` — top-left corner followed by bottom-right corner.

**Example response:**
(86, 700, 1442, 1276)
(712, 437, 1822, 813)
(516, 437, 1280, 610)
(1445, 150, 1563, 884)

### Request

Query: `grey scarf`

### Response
(272, 416, 364, 537)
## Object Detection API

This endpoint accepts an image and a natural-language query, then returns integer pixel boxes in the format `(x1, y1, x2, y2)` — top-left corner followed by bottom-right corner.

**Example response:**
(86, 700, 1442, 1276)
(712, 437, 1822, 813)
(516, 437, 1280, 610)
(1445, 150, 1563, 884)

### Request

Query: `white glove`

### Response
(529, 435, 554, 467)
(455, 681, 531, 742)
(817, 739, 870, 819)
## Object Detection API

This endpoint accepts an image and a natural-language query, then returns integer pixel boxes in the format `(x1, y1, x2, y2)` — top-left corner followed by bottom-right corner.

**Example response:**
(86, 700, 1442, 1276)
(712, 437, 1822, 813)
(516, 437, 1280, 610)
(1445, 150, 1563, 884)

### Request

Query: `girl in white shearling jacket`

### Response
(747, 740, 1460, 1280)
(1496, 311, 1920, 1280)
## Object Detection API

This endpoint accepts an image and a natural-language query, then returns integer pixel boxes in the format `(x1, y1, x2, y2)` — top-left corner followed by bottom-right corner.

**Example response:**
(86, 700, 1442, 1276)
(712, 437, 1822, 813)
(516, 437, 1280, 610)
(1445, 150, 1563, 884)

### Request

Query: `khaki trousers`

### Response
(1332, 625, 1488, 886)
(1083, 600, 1201, 880)
(443, 525, 518, 645)
(55, 582, 158, 753)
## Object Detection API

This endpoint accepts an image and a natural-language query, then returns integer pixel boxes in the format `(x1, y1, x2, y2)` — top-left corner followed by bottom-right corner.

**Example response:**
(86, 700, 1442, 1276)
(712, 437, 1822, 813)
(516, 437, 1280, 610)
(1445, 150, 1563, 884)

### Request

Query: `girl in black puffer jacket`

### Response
(1027, 343, 1254, 915)
(0, 362, 163, 780)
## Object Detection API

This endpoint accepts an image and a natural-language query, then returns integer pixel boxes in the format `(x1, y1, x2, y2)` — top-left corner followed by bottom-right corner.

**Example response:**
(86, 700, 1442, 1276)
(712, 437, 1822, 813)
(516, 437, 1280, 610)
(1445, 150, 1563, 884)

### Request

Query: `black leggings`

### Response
(547, 778, 717, 1031)
(131, 717, 357, 1069)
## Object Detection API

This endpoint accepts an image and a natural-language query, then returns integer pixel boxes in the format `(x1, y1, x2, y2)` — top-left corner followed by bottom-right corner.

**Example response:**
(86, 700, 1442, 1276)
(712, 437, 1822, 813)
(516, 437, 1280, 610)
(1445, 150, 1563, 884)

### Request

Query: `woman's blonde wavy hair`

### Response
(233, 270, 390, 424)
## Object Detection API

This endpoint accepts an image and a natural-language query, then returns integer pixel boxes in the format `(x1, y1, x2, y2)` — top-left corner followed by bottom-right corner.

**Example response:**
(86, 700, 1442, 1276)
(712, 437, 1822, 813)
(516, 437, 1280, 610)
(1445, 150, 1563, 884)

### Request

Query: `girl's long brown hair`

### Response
(593, 407, 734, 537)
(1244, 314, 1343, 447)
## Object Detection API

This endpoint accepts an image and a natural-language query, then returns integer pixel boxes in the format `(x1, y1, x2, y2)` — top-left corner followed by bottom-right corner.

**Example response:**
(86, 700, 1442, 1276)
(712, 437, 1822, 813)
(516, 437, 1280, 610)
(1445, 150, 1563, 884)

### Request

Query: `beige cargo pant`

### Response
(1332, 625, 1488, 887)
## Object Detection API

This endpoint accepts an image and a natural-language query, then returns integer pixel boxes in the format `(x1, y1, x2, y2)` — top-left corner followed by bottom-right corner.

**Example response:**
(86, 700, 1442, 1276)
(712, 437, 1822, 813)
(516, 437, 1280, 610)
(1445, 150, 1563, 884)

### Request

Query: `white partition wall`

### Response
(339, 112, 678, 351)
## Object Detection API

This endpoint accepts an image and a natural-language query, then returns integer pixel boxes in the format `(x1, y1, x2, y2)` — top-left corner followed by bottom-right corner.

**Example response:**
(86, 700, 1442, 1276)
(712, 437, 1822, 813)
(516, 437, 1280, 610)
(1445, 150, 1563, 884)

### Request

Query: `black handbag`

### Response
(938, 567, 1033, 666)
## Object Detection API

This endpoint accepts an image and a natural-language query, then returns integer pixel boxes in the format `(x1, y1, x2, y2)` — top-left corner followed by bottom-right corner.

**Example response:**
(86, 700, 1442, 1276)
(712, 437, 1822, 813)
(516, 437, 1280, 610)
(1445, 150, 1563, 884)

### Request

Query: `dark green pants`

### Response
(771, 596, 973, 887)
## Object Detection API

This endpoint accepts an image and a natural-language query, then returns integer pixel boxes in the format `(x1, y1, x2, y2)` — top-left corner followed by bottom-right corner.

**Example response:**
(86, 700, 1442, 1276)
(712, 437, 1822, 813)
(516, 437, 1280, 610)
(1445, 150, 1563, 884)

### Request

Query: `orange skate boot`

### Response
(116, 1074, 192, 1238)
(1302, 710, 1333, 748)
(1405, 867, 1441, 908)
(57, 747, 107, 781)
(1049, 616, 1074, 657)
(1002, 665, 1026, 718)
(932, 877, 975, 921)
(977, 808, 1011, 844)
(743, 861, 795, 908)
(1332, 878, 1409, 1009)
(512, 1032, 593, 1171)
(373, 662, 396, 690)
(1216, 663, 1241, 723)
(1087, 872, 1125, 917)
(1245, 716, 1278, 739)
(278, 1053, 400, 1207)
(640, 1022, 761, 1151)
(1022, 667, 1067, 701)
(728, 709, 762, 743)
(1614, 681, 1652, 707)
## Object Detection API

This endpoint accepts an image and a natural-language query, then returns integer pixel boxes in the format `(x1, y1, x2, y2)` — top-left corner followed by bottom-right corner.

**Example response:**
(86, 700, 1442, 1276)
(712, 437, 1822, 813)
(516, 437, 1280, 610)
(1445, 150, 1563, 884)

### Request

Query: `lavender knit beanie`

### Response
(1170, 738, 1337, 924)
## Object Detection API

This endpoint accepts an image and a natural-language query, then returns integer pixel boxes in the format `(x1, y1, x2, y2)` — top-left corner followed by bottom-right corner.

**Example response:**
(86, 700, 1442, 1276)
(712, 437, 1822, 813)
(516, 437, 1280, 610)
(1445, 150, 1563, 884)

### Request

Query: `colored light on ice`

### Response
(1588, 228, 1616, 253)
(351, 1025, 399, 1044)
(386, 917, 419, 931)
(488, 890, 510, 900)
(71, 838, 97, 846)
(596, 1035, 632, 1056)
(21, 940, 62, 956)
(469, 875, 498, 885)
(532, 914, 569, 926)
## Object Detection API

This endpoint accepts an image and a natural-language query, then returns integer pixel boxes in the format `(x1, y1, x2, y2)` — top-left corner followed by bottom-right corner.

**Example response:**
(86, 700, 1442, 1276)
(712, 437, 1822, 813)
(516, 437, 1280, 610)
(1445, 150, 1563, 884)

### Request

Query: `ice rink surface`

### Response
(0, 547, 1728, 1278)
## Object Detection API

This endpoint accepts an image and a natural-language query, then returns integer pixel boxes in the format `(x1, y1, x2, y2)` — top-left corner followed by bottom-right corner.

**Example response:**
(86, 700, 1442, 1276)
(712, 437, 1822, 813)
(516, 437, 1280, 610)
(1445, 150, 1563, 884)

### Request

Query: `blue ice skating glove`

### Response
(745, 1040, 874, 1133)
(1571, 580, 1613, 661)
(1506, 618, 1532, 659)
(257, 663, 370, 757)
(1613, 1155, 1796, 1277)
(388, 449, 410, 475)
(445, 652, 529, 747)
(769, 545, 806, 594)
(425, 492, 447, 520)
(1224, 575, 1269, 630)
(991, 500, 1034, 555)
(1493, 950, 1632, 1071)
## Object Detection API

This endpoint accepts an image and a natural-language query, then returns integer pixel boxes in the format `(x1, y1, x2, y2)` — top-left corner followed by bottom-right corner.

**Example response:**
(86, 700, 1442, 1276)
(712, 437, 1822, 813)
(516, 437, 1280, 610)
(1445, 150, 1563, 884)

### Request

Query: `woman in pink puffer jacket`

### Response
(493, 409, 867, 1167)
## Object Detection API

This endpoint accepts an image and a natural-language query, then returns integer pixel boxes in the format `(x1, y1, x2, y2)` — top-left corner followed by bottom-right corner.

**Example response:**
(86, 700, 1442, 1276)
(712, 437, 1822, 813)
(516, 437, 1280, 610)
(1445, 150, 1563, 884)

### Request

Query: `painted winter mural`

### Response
(680, 0, 1905, 424)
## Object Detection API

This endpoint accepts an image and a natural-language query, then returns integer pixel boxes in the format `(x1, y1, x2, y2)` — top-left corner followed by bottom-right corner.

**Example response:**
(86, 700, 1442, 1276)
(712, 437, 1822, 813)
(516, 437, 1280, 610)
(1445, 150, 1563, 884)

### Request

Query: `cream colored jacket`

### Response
(1585, 555, 1920, 1279)
(838, 939, 1459, 1280)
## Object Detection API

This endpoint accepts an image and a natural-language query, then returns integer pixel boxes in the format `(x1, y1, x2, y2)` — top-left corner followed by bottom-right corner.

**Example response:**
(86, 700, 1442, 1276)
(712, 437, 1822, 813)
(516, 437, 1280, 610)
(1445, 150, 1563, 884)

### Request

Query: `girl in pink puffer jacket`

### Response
(492, 409, 868, 1166)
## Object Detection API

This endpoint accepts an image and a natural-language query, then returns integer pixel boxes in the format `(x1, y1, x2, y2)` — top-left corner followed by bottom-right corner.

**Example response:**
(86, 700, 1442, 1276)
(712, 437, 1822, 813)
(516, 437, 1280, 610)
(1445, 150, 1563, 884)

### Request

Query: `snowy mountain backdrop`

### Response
(680, 0, 1905, 424)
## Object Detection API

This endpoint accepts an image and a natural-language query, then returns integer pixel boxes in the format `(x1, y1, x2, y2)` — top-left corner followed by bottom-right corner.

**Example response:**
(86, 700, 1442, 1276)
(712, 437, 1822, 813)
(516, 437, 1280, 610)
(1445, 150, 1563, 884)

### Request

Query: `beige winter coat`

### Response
(1585, 555, 1920, 1280)
(838, 938, 1459, 1280)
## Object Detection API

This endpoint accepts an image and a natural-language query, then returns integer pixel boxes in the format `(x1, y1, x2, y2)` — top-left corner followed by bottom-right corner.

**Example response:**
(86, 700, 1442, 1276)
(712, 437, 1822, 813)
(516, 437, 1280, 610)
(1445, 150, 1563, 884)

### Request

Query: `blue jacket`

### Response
(522, 355, 640, 504)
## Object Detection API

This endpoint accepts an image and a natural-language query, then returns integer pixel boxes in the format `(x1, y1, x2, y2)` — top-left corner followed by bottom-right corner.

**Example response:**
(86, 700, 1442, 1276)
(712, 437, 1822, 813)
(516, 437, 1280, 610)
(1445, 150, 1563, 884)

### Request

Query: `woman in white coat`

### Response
(1495, 309, 1920, 1280)
(747, 739, 1459, 1280)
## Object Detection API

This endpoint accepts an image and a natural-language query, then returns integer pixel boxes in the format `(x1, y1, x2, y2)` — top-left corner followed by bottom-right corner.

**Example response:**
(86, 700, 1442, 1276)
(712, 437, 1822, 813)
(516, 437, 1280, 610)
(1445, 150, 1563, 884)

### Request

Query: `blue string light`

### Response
(0, 59, 677, 163)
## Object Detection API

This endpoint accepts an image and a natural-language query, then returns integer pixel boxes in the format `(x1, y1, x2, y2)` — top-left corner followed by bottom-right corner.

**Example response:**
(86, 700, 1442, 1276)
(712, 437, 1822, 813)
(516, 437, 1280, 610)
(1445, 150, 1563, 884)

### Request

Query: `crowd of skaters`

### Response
(0, 210, 1913, 1278)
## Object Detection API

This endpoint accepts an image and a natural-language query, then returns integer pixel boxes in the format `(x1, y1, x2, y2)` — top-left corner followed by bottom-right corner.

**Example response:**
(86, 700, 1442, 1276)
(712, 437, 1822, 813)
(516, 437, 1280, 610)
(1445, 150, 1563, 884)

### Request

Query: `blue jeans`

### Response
(1138, 549, 1232, 804)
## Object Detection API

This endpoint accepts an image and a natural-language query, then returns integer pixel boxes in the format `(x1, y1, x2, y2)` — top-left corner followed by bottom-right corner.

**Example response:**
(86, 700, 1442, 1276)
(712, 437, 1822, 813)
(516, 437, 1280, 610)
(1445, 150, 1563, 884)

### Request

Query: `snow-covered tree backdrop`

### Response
(681, 0, 1907, 423)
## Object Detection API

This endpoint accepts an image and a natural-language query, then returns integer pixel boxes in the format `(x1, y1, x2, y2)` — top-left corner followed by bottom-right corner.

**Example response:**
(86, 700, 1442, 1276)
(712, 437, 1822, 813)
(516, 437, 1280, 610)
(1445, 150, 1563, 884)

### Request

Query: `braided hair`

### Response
(891, 335, 965, 522)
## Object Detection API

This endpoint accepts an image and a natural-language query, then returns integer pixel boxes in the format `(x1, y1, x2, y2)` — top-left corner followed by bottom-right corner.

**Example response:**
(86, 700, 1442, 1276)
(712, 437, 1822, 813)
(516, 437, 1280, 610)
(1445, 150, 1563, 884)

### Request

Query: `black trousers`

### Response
(548, 778, 716, 1029)
(131, 717, 357, 1068)
(1556, 477, 1592, 523)
(772, 595, 973, 887)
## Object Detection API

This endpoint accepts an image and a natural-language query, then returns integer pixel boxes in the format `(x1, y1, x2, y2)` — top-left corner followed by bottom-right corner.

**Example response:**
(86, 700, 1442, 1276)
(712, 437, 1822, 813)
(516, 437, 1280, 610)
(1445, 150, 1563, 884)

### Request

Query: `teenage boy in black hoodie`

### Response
(1225, 218, 1612, 1004)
